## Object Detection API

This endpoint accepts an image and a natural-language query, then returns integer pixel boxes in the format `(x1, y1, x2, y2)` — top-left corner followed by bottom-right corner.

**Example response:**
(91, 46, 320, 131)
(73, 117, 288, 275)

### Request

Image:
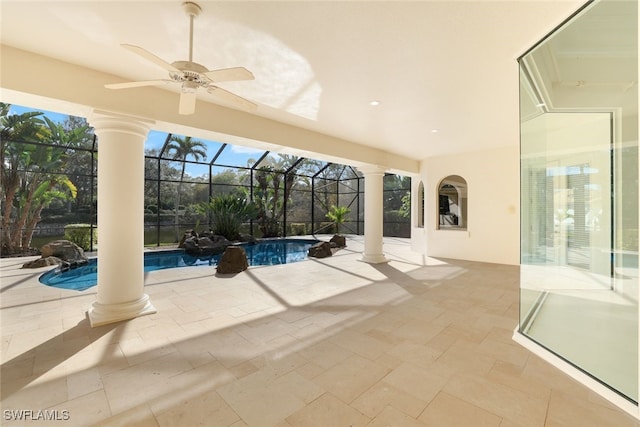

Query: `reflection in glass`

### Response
(519, 0, 638, 403)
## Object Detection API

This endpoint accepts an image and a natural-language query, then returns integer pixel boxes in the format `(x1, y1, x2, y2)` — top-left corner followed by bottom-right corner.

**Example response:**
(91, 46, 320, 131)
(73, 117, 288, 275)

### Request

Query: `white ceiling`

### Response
(1, 0, 587, 164)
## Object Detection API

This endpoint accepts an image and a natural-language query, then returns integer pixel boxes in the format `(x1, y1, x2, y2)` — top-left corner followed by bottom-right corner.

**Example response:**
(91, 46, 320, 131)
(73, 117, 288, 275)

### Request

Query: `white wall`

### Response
(412, 145, 520, 265)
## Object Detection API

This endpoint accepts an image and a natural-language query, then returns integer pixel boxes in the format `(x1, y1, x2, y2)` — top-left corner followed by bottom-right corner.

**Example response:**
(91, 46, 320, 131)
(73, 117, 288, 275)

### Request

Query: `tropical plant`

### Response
(252, 155, 303, 237)
(326, 205, 351, 235)
(197, 194, 258, 241)
(1, 104, 92, 254)
(165, 135, 207, 240)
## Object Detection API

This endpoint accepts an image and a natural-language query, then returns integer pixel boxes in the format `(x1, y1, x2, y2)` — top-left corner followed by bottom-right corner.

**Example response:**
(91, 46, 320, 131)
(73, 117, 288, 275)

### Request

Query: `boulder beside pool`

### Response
(22, 256, 62, 269)
(23, 240, 88, 269)
(216, 246, 249, 274)
(308, 241, 332, 258)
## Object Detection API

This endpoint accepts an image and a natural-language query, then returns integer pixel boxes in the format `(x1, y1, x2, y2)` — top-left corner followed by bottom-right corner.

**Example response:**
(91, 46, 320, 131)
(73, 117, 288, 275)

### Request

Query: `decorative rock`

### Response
(22, 256, 62, 269)
(330, 234, 346, 248)
(217, 246, 249, 274)
(308, 241, 332, 258)
(40, 240, 88, 266)
(197, 236, 230, 255)
(183, 235, 230, 256)
(178, 230, 198, 248)
(239, 233, 258, 244)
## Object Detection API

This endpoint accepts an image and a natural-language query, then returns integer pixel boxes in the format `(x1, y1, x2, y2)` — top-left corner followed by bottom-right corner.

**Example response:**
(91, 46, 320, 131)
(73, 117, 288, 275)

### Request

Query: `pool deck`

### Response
(1, 236, 638, 426)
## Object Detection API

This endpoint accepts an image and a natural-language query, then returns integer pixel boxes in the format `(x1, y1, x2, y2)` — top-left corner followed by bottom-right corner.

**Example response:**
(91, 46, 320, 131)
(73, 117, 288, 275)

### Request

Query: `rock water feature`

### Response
(22, 240, 88, 270)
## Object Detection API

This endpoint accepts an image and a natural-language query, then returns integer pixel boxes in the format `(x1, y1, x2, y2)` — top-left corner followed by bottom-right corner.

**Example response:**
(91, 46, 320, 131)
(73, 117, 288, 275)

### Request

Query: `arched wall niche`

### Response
(437, 175, 467, 230)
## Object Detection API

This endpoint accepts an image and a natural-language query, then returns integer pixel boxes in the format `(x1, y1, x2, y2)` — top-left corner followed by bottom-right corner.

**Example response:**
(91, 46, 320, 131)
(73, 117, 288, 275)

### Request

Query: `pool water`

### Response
(39, 239, 319, 291)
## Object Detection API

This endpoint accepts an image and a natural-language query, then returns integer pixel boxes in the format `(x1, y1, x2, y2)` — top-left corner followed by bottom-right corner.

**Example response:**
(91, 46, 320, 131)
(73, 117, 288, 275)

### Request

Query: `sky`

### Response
(7, 104, 268, 178)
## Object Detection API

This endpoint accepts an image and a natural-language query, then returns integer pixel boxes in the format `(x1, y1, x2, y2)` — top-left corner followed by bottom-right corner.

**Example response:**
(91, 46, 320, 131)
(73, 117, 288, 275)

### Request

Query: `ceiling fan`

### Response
(105, 1, 256, 115)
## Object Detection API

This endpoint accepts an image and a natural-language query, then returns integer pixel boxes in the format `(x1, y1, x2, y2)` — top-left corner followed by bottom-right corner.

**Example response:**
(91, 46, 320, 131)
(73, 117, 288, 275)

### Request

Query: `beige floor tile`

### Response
(545, 389, 640, 427)
(0, 237, 636, 426)
(154, 389, 240, 427)
(51, 389, 112, 427)
(486, 360, 551, 402)
(443, 372, 548, 426)
(382, 362, 448, 404)
(298, 339, 354, 370)
(351, 381, 428, 418)
(95, 405, 159, 427)
(385, 341, 442, 369)
(217, 368, 323, 427)
(286, 393, 370, 427)
(66, 366, 103, 400)
(418, 391, 502, 427)
(118, 336, 177, 367)
(312, 354, 390, 403)
(329, 329, 393, 360)
(367, 405, 426, 427)
(432, 342, 497, 376)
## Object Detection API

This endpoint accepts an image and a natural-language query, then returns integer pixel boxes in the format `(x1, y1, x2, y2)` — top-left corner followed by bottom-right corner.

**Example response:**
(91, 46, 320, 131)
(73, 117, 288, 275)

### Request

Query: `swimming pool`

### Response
(39, 239, 320, 291)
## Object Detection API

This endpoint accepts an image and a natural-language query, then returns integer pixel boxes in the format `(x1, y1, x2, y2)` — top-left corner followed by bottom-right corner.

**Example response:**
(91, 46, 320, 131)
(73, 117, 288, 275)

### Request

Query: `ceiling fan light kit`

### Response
(105, 1, 256, 115)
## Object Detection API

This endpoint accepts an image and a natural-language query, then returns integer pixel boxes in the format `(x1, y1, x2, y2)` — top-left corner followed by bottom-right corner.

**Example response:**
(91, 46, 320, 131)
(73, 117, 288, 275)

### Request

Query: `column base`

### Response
(361, 253, 388, 264)
(87, 294, 157, 328)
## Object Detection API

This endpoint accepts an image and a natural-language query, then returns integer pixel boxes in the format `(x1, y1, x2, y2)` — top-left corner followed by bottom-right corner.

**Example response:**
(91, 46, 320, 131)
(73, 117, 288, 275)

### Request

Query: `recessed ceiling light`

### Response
(431, 129, 439, 133)
(369, 100, 381, 106)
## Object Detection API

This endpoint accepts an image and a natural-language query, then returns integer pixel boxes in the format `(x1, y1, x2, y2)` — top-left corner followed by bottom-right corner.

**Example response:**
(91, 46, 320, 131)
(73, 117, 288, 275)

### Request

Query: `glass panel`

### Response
(519, 0, 638, 402)
(383, 175, 411, 237)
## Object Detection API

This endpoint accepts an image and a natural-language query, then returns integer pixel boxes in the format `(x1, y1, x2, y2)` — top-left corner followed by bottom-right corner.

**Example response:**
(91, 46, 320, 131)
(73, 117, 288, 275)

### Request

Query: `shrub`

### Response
(198, 195, 258, 241)
(64, 223, 97, 250)
(289, 223, 307, 236)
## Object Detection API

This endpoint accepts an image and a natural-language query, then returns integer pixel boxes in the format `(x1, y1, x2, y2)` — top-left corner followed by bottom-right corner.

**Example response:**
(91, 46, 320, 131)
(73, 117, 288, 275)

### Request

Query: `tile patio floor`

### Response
(1, 236, 638, 426)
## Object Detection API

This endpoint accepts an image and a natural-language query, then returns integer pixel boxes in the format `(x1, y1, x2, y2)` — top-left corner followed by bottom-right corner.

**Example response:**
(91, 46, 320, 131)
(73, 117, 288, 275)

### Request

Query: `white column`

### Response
(359, 165, 388, 264)
(87, 111, 156, 327)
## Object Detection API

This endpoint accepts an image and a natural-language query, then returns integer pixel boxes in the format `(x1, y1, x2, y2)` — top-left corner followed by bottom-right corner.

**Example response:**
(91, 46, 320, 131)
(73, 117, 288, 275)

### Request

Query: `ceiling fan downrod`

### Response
(183, 2, 202, 63)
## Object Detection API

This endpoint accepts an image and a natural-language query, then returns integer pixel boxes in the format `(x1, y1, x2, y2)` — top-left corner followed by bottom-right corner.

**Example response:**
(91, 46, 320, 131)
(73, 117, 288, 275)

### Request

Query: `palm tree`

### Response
(252, 155, 304, 237)
(165, 135, 207, 240)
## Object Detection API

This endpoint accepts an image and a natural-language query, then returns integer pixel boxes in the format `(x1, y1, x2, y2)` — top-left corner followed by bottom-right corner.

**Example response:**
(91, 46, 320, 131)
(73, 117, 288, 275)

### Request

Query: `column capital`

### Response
(357, 164, 387, 175)
(89, 110, 154, 138)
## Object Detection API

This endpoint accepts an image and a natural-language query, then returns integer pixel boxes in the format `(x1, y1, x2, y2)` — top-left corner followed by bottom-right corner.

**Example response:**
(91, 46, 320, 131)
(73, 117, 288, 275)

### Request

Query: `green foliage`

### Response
(198, 194, 258, 241)
(64, 223, 97, 250)
(1, 103, 93, 253)
(252, 155, 305, 237)
(289, 223, 307, 236)
(165, 135, 208, 240)
(326, 205, 350, 234)
(399, 191, 411, 218)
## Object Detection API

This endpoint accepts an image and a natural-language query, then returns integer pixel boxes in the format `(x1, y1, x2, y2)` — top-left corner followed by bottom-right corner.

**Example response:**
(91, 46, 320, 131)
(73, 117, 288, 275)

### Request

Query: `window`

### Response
(417, 181, 424, 228)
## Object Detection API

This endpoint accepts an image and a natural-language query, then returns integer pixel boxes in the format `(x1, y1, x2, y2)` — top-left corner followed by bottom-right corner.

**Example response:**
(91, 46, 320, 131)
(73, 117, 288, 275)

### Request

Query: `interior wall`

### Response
(412, 145, 520, 265)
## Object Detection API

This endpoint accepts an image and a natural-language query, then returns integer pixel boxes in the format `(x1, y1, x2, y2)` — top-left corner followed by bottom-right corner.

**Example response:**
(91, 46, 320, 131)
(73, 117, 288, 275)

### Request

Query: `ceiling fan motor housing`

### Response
(170, 61, 211, 86)
(183, 2, 202, 18)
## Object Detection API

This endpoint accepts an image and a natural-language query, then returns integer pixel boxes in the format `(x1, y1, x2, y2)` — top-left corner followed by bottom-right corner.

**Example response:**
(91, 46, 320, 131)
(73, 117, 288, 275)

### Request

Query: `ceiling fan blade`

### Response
(179, 91, 197, 115)
(204, 67, 254, 83)
(121, 44, 181, 73)
(207, 86, 257, 111)
(105, 79, 171, 90)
